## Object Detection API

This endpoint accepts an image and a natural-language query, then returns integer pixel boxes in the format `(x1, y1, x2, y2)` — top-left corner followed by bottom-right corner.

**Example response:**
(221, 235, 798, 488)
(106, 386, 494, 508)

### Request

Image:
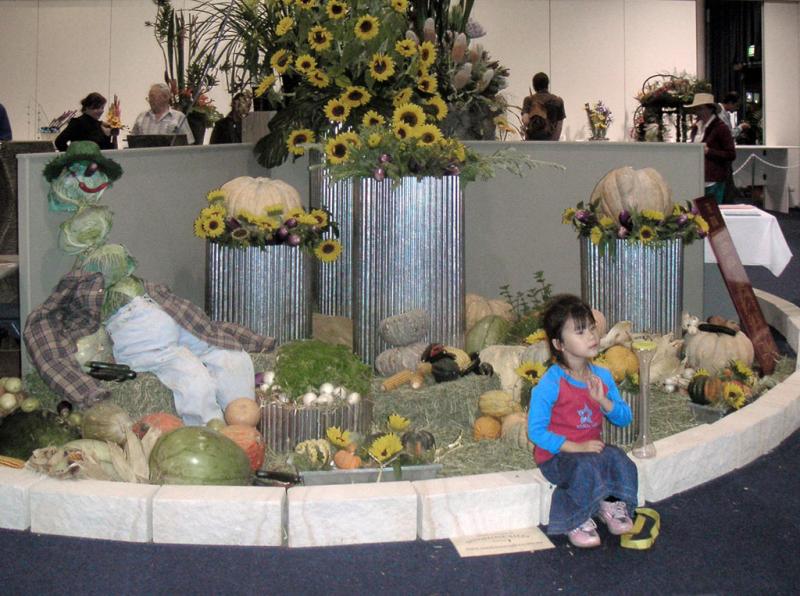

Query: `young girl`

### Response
(528, 294, 638, 548)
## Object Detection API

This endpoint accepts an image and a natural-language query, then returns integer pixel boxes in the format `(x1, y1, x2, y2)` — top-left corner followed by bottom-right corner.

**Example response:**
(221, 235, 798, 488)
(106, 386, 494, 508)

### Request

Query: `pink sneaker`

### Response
(567, 518, 601, 548)
(598, 500, 634, 535)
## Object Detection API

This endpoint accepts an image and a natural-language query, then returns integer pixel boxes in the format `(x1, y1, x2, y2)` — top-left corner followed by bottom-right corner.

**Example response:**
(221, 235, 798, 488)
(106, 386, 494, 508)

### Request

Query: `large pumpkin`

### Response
(590, 166, 673, 223)
(220, 424, 265, 471)
(684, 330, 754, 373)
(465, 315, 510, 354)
(221, 176, 302, 217)
(466, 294, 514, 332)
(603, 345, 640, 382)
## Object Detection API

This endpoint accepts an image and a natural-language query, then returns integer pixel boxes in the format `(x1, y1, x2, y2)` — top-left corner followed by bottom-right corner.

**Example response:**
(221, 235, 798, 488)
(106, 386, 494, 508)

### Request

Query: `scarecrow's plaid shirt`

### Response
(24, 270, 275, 407)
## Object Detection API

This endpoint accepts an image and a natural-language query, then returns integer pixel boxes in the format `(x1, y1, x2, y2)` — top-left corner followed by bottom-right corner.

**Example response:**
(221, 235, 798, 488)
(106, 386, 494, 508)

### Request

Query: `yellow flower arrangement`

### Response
(515, 361, 547, 386)
(368, 433, 403, 464)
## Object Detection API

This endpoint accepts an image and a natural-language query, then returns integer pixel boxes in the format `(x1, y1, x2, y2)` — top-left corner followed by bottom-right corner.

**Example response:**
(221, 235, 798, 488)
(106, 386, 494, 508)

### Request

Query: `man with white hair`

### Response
(131, 83, 194, 144)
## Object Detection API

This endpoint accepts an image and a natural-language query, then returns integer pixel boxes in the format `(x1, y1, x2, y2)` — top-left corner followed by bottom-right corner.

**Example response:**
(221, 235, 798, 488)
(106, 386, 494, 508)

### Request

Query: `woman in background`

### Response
(55, 92, 113, 151)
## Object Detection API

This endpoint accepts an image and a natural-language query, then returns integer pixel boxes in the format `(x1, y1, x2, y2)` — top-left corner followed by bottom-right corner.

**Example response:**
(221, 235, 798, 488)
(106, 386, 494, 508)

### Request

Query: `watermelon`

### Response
(465, 315, 510, 354)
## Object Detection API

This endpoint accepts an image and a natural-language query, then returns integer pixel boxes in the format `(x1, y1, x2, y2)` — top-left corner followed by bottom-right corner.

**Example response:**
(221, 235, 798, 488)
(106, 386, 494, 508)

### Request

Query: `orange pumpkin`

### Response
(333, 449, 362, 469)
(132, 412, 184, 439)
(221, 424, 265, 471)
(224, 398, 261, 427)
(473, 415, 502, 441)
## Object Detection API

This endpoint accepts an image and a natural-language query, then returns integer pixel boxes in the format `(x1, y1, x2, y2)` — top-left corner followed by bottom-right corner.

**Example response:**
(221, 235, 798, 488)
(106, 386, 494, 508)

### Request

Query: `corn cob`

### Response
(380, 369, 415, 391)
(0, 455, 25, 469)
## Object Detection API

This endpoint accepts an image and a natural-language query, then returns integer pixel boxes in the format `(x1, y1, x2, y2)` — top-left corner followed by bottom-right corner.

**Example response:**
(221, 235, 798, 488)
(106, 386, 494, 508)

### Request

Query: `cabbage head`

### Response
(47, 161, 109, 212)
(58, 206, 113, 255)
(102, 275, 145, 320)
(78, 244, 137, 287)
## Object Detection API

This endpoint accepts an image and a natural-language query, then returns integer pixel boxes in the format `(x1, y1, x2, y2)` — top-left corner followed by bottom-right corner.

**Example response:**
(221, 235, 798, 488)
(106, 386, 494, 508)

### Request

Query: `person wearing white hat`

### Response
(685, 92, 736, 203)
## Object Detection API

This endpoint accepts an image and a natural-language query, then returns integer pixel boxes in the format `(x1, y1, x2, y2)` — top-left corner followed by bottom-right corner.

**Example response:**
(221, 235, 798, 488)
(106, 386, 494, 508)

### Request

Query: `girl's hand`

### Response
(561, 439, 605, 454)
(587, 374, 605, 403)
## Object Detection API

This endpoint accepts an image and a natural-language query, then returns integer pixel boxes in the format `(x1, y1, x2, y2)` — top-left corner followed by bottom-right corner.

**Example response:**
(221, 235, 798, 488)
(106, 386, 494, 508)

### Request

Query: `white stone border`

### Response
(2, 290, 798, 547)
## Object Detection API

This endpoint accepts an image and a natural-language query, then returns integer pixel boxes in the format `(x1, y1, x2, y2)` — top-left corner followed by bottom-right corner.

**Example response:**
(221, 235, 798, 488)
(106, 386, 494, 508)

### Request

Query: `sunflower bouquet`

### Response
(689, 360, 757, 412)
(562, 200, 709, 255)
(193, 188, 342, 262)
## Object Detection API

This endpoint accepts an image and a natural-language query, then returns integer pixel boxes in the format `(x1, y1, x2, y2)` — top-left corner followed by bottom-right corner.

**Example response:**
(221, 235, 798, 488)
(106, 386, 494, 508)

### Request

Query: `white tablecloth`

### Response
(703, 205, 793, 276)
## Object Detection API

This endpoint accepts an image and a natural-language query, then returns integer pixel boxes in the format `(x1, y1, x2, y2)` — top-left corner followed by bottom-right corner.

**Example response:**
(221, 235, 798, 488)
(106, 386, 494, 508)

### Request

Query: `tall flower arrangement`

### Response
(585, 101, 612, 140)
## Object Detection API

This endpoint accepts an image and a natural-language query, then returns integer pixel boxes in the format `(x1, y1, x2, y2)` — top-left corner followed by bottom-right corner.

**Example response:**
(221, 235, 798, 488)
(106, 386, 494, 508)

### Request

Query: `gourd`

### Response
(294, 438, 332, 470)
(224, 398, 261, 427)
(590, 166, 673, 222)
(478, 390, 521, 418)
(684, 330, 754, 373)
(466, 294, 514, 332)
(132, 413, 183, 439)
(375, 342, 427, 376)
(221, 176, 302, 217)
(465, 315, 510, 354)
(473, 415, 502, 440)
(501, 412, 530, 449)
(401, 430, 436, 458)
(81, 402, 133, 446)
(333, 448, 362, 469)
(688, 375, 723, 405)
(603, 345, 640, 382)
(378, 309, 430, 346)
(220, 424, 265, 471)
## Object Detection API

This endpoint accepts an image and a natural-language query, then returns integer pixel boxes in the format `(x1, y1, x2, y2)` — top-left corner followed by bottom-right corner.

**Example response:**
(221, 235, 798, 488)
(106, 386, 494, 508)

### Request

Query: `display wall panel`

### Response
(764, 2, 800, 147)
(551, 0, 626, 141)
(623, 0, 697, 140)
(0, 1, 39, 140)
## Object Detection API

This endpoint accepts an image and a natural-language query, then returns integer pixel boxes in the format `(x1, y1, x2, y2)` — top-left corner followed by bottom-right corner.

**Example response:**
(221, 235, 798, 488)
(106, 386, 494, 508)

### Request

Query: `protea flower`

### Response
(453, 63, 473, 90)
(423, 17, 436, 42)
(451, 33, 468, 63)
(476, 68, 495, 92)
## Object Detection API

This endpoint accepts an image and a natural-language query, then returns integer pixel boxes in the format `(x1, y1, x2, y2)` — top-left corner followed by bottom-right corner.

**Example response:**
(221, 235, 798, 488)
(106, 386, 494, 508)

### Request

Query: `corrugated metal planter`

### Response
(580, 238, 683, 336)
(206, 243, 312, 345)
(259, 395, 373, 452)
(602, 390, 638, 446)
(309, 153, 353, 318)
(352, 175, 465, 366)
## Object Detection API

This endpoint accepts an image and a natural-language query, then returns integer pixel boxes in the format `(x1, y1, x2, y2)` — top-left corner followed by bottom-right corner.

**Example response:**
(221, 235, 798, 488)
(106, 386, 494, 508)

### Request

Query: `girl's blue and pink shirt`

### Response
(527, 364, 632, 464)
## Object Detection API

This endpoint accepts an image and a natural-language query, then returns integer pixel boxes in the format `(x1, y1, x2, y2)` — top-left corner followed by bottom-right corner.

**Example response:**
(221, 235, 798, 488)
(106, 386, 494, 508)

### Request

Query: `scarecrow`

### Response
(25, 141, 273, 425)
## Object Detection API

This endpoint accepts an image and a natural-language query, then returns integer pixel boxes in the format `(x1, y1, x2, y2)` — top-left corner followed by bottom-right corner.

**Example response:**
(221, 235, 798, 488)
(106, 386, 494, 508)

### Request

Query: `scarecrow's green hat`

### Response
(43, 141, 123, 182)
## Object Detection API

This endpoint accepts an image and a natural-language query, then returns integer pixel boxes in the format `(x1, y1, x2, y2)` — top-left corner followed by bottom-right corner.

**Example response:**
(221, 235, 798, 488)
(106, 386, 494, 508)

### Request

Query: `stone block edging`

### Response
(1, 291, 798, 546)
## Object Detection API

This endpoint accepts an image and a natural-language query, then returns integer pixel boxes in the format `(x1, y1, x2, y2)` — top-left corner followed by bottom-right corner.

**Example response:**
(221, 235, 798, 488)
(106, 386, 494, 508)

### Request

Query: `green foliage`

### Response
(0, 410, 79, 460)
(499, 271, 552, 344)
(274, 340, 373, 400)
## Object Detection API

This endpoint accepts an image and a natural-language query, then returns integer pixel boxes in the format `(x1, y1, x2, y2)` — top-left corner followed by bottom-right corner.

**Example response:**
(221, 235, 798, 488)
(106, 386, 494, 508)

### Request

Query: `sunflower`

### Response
(387, 413, 411, 432)
(231, 227, 250, 242)
(337, 131, 362, 148)
(525, 329, 547, 345)
(418, 41, 436, 67)
(341, 85, 371, 107)
(391, 0, 408, 13)
(307, 69, 331, 88)
(323, 98, 350, 123)
(694, 368, 710, 378)
(295, 0, 318, 10)
(392, 87, 414, 107)
(258, 217, 280, 232)
(673, 204, 685, 216)
(722, 382, 747, 410)
(254, 74, 276, 98)
(206, 188, 226, 202)
(393, 103, 425, 129)
(733, 360, 755, 384)
(314, 238, 342, 262)
(287, 128, 316, 156)
(308, 25, 333, 52)
(266, 205, 284, 216)
(201, 205, 226, 219)
(416, 74, 437, 94)
(276, 15, 294, 36)
(368, 433, 403, 463)
(309, 208, 329, 226)
(325, 137, 350, 164)
(415, 123, 442, 146)
(361, 110, 385, 127)
(325, 0, 348, 20)
(515, 361, 547, 386)
(270, 49, 292, 73)
(561, 207, 577, 224)
(354, 15, 379, 40)
(326, 426, 352, 449)
(393, 120, 413, 140)
(193, 216, 207, 239)
(451, 140, 466, 162)
(294, 54, 317, 74)
(641, 209, 665, 221)
(590, 226, 603, 245)
(395, 39, 416, 57)
(638, 225, 655, 244)
(599, 216, 615, 228)
(367, 132, 383, 147)
(695, 215, 710, 234)
(299, 213, 318, 226)
(201, 213, 226, 238)
(286, 207, 306, 220)
(424, 95, 447, 120)
(369, 53, 395, 81)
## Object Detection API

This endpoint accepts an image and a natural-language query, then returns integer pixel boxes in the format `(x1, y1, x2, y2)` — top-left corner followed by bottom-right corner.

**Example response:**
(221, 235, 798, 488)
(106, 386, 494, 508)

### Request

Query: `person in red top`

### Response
(528, 295, 638, 548)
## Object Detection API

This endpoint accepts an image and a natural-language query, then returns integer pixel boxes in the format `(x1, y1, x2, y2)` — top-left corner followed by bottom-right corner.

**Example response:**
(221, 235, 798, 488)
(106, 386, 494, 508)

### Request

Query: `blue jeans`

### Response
(539, 446, 638, 535)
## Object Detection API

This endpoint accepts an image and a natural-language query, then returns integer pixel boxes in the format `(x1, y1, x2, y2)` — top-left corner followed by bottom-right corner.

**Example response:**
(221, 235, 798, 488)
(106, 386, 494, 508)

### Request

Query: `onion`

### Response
(0, 392, 17, 413)
(3, 377, 22, 394)
(81, 402, 133, 445)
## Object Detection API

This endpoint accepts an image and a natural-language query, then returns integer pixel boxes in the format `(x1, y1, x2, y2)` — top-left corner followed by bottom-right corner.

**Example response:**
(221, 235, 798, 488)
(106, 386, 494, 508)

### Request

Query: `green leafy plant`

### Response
(498, 271, 552, 344)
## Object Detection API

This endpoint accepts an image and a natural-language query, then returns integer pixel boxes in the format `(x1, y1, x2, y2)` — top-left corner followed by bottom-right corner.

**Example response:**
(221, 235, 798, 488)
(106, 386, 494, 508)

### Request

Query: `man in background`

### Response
(131, 83, 194, 144)
(718, 91, 750, 144)
(521, 72, 565, 141)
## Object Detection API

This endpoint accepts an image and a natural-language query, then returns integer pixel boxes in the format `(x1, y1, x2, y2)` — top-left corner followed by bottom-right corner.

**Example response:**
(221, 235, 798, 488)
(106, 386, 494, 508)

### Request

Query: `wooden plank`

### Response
(694, 197, 779, 375)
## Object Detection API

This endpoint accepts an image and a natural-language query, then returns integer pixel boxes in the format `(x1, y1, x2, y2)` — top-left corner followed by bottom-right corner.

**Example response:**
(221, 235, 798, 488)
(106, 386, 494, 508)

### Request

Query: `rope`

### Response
(733, 152, 800, 176)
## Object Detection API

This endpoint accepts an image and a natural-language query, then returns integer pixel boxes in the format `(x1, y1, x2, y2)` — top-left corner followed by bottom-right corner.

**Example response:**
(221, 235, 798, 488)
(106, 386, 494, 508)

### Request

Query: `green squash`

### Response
(465, 315, 510, 354)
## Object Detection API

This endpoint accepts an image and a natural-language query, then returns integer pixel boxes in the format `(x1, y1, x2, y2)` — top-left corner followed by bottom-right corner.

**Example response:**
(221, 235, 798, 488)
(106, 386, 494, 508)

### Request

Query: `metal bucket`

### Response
(259, 395, 373, 452)
(309, 153, 353, 318)
(602, 390, 638, 446)
(352, 176, 465, 366)
(206, 243, 312, 345)
(580, 238, 683, 336)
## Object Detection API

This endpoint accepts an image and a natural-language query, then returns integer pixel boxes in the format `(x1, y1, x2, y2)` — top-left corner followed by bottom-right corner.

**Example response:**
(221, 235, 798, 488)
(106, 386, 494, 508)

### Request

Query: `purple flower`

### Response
(617, 226, 630, 239)
(677, 214, 689, 226)
(276, 226, 289, 241)
(285, 217, 298, 229)
(618, 209, 632, 227)
(287, 234, 301, 246)
(575, 209, 592, 223)
(379, 154, 392, 164)
(373, 167, 385, 181)
(691, 206, 700, 215)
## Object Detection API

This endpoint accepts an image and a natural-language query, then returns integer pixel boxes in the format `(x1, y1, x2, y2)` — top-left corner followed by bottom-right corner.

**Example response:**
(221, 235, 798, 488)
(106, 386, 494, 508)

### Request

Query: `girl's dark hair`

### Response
(80, 92, 106, 112)
(541, 294, 595, 364)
